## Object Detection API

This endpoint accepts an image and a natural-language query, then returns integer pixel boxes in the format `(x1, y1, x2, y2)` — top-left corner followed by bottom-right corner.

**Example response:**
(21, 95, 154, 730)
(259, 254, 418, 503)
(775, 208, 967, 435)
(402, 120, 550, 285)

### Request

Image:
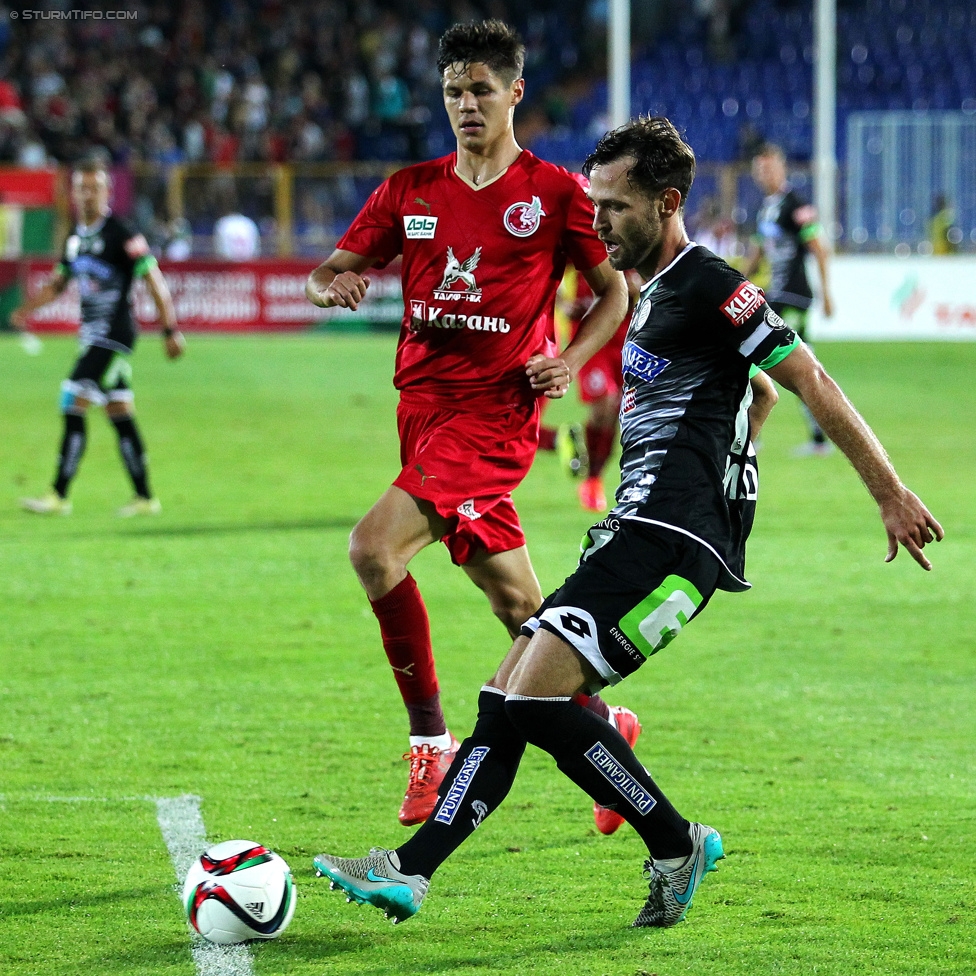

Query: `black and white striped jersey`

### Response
(611, 243, 800, 592)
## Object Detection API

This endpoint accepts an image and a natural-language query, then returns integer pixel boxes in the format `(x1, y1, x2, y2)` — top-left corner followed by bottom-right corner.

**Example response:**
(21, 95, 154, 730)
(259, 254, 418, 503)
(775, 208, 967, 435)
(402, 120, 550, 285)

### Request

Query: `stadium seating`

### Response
(533, 0, 976, 163)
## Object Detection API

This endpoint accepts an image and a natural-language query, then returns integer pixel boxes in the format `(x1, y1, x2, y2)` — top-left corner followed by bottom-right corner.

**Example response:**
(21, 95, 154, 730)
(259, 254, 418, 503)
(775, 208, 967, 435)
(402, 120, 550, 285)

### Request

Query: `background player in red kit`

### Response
(306, 20, 629, 826)
(548, 265, 641, 513)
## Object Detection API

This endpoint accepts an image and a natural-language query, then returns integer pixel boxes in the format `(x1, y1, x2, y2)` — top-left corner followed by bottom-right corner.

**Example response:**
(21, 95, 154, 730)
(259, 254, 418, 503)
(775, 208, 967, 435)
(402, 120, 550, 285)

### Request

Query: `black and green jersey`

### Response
(57, 213, 156, 355)
(755, 186, 821, 311)
(612, 244, 799, 592)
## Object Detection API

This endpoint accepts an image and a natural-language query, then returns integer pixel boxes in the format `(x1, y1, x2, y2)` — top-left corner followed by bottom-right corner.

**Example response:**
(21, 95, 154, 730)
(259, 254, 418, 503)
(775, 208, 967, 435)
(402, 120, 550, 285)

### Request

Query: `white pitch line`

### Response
(155, 795, 256, 976)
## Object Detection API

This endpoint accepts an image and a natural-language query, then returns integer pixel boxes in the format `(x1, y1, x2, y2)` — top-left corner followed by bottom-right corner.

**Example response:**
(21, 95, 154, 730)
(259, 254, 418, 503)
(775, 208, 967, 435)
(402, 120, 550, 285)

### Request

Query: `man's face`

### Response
(442, 61, 523, 152)
(587, 156, 664, 275)
(751, 152, 785, 194)
(72, 170, 110, 222)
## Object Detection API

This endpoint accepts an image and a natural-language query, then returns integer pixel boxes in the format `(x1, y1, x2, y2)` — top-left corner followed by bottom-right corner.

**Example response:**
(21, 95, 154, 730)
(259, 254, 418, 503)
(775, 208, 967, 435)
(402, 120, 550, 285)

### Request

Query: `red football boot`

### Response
(398, 734, 460, 826)
(594, 707, 643, 835)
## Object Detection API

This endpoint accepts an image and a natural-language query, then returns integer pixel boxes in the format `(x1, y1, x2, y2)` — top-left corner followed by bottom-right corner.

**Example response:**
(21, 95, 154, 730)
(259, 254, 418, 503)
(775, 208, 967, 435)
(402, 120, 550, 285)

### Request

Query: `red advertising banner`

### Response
(22, 258, 404, 332)
(0, 168, 58, 206)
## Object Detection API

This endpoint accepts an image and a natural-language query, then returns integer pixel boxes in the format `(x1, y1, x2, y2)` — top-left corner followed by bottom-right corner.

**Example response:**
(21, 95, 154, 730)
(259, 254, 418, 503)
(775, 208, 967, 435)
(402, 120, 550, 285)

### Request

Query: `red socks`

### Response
(369, 574, 446, 737)
(585, 423, 616, 478)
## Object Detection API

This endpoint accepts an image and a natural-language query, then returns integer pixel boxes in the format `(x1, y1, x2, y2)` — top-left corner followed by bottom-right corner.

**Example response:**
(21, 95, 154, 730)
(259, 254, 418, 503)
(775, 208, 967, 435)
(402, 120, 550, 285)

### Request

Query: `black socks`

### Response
(54, 413, 87, 497)
(110, 415, 151, 498)
(506, 696, 692, 861)
(396, 688, 526, 879)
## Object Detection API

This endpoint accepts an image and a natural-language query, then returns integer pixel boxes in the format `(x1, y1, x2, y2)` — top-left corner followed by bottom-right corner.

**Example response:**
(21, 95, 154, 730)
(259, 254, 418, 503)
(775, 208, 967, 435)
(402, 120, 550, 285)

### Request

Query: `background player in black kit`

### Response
(747, 142, 835, 455)
(311, 117, 942, 931)
(12, 157, 184, 516)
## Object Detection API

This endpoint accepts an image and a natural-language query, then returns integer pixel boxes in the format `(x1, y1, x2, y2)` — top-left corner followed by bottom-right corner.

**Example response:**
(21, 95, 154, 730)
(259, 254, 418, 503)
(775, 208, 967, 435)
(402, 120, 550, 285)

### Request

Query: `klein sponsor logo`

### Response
(584, 742, 657, 814)
(434, 746, 491, 824)
(622, 341, 670, 385)
(622, 386, 637, 414)
(404, 215, 438, 239)
(720, 280, 764, 326)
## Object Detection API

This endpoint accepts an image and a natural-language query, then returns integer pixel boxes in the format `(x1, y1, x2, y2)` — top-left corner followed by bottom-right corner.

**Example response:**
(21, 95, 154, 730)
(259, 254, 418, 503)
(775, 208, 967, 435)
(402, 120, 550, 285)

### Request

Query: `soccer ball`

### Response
(182, 840, 297, 944)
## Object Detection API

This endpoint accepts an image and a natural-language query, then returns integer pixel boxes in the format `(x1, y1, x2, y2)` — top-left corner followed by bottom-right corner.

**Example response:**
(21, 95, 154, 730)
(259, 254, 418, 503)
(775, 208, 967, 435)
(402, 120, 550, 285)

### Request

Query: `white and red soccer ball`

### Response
(182, 840, 297, 944)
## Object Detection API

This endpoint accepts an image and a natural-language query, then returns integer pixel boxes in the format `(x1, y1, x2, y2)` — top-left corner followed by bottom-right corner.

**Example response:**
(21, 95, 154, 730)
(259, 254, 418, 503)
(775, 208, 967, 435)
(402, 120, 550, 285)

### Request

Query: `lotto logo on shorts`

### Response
(585, 742, 657, 814)
(434, 746, 491, 825)
(720, 281, 764, 326)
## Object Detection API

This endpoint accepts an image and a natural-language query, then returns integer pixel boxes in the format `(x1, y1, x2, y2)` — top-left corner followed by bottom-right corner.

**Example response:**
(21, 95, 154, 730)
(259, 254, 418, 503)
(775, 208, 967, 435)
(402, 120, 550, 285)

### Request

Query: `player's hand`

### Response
(317, 271, 371, 311)
(879, 485, 943, 570)
(164, 329, 186, 359)
(526, 354, 572, 399)
(822, 292, 834, 318)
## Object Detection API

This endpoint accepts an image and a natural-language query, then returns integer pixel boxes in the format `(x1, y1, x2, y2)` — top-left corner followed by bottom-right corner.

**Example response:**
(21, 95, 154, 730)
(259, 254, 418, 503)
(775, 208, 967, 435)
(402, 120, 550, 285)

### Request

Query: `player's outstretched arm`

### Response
(305, 249, 376, 310)
(144, 262, 184, 359)
(562, 261, 628, 376)
(766, 343, 943, 569)
(8, 270, 68, 331)
(526, 260, 627, 399)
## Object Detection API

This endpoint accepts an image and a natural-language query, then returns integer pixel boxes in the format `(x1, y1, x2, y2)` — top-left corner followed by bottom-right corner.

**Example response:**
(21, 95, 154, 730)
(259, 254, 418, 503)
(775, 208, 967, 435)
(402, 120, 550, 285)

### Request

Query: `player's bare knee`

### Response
(59, 382, 90, 415)
(348, 526, 403, 591)
(489, 586, 539, 636)
(106, 400, 133, 418)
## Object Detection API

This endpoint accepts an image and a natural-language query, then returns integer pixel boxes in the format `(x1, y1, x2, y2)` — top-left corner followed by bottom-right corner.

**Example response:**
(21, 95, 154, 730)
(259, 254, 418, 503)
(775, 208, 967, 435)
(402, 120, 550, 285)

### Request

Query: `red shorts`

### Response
(393, 394, 541, 565)
(575, 319, 627, 404)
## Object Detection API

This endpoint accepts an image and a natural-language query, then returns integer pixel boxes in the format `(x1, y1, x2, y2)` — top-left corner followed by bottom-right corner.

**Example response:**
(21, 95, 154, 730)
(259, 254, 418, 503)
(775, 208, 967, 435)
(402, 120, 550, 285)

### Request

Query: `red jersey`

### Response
(337, 151, 608, 405)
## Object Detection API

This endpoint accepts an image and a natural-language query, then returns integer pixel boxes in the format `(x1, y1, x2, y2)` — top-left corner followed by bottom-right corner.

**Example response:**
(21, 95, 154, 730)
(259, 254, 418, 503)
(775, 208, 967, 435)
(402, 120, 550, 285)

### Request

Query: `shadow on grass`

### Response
(49, 938, 206, 976)
(267, 923, 654, 970)
(114, 516, 360, 538)
(1, 885, 163, 919)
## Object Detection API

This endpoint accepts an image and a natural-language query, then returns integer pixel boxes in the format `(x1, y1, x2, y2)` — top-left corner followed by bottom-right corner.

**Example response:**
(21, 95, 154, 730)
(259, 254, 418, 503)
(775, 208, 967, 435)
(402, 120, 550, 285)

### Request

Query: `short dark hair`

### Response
(753, 141, 784, 160)
(437, 19, 525, 85)
(74, 149, 111, 176)
(583, 116, 696, 208)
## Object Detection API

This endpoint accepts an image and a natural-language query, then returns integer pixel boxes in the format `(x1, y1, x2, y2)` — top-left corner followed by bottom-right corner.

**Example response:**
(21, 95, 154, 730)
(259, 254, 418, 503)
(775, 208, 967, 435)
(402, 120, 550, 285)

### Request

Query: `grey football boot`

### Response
(313, 847, 428, 923)
(633, 822, 725, 927)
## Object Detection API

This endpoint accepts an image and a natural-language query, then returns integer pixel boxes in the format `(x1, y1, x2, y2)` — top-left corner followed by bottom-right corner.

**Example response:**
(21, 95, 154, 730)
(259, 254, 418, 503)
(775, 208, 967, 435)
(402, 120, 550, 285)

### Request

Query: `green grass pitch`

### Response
(1, 335, 973, 976)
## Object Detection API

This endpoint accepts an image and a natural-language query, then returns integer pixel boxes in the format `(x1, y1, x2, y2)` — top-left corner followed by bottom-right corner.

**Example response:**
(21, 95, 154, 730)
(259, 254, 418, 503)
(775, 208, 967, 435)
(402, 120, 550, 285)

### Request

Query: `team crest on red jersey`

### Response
(504, 196, 546, 237)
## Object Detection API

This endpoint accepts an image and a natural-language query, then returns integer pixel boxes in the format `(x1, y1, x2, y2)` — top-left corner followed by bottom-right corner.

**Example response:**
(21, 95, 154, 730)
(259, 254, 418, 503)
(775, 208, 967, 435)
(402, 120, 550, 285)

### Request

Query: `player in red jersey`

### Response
(540, 264, 639, 512)
(306, 21, 629, 827)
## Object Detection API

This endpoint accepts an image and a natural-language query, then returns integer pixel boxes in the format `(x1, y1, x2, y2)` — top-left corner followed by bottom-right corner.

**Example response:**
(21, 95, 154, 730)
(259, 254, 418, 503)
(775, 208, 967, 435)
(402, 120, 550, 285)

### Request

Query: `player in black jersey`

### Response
(311, 118, 942, 930)
(746, 142, 835, 455)
(13, 157, 184, 516)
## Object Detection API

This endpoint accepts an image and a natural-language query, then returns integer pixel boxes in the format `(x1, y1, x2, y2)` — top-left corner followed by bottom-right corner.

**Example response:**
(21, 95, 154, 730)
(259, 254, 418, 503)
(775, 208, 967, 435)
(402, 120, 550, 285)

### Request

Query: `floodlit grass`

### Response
(1, 335, 973, 976)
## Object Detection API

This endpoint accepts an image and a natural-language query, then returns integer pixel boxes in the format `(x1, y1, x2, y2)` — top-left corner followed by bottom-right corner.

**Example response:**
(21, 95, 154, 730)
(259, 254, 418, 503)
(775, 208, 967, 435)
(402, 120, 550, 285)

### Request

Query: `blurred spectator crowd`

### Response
(0, 0, 599, 168)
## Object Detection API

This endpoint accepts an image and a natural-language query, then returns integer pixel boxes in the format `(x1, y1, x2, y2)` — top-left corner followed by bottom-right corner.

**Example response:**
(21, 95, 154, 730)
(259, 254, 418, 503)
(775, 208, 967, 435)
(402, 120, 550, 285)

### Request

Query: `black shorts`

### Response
(521, 517, 721, 689)
(62, 345, 134, 408)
